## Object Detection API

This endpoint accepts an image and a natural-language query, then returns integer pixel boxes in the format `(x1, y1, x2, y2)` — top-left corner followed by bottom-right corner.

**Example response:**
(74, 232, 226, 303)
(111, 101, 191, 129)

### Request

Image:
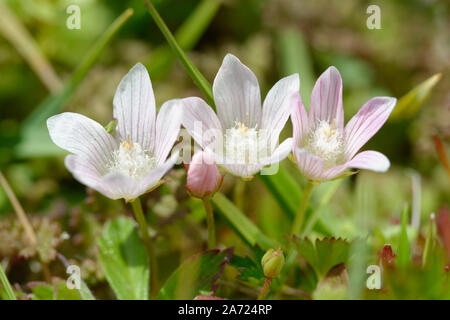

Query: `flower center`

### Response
(306, 120, 344, 168)
(107, 140, 156, 181)
(224, 121, 267, 165)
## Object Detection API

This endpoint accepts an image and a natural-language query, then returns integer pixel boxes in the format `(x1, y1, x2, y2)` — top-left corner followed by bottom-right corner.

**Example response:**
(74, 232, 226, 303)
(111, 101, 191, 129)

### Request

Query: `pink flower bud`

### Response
(185, 151, 223, 198)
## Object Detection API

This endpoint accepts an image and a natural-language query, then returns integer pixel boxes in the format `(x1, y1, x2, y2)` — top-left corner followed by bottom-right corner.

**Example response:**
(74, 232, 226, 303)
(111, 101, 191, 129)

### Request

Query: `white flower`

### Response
(181, 54, 298, 179)
(47, 63, 181, 200)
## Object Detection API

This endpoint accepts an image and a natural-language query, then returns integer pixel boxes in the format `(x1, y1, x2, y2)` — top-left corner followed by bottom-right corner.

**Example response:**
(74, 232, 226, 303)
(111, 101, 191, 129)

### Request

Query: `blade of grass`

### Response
(146, 0, 221, 80)
(0, 263, 16, 300)
(143, 0, 214, 107)
(390, 73, 441, 120)
(0, 1, 62, 93)
(212, 193, 274, 250)
(397, 204, 411, 269)
(276, 28, 315, 109)
(422, 213, 436, 268)
(21, 8, 134, 132)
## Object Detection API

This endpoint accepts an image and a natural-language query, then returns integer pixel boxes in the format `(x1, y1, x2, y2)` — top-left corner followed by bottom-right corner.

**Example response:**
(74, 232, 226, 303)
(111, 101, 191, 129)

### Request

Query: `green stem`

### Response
(0, 263, 16, 300)
(290, 180, 315, 236)
(257, 277, 271, 300)
(143, 0, 214, 107)
(131, 198, 158, 298)
(202, 197, 216, 249)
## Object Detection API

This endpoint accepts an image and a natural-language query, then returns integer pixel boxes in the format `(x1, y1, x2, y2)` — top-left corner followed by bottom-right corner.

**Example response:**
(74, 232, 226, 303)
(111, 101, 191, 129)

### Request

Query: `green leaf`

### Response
(293, 237, 351, 278)
(0, 263, 16, 300)
(230, 245, 266, 283)
(16, 8, 134, 158)
(144, 1, 214, 107)
(276, 28, 315, 108)
(397, 204, 411, 268)
(390, 73, 441, 120)
(30, 280, 83, 300)
(157, 248, 233, 300)
(212, 193, 274, 250)
(98, 216, 149, 300)
(146, 0, 221, 80)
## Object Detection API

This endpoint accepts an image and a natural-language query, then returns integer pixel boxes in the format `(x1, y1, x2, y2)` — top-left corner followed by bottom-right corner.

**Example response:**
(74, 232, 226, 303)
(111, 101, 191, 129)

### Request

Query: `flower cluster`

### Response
(47, 56, 396, 200)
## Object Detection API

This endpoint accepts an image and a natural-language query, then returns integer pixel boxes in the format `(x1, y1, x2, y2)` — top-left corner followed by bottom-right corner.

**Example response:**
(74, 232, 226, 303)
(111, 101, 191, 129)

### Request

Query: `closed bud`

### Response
(185, 151, 223, 199)
(261, 248, 285, 278)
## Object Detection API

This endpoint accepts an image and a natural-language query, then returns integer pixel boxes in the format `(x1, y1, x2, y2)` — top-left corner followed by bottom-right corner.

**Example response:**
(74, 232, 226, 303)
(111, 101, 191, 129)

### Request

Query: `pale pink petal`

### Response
(137, 150, 179, 197)
(65, 155, 115, 199)
(344, 97, 396, 158)
(291, 92, 309, 147)
(261, 74, 299, 150)
(101, 172, 139, 201)
(186, 151, 221, 198)
(309, 66, 344, 130)
(181, 97, 223, 149)
(154, 99, 182, 164)
(220, 163, 260, 179)
(113, 63, 156, 150)
(293, 148, 325, 181)
(260, 138, 293, 166)
(213, 54, 261, 129)
(47, 112, 117, 173)
(346, 150, 390, 172)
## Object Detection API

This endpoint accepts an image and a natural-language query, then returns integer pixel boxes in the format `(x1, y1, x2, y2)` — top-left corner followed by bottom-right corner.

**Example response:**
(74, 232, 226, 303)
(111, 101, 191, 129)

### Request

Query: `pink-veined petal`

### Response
(346, 150, 390, 172)
(261, 74, 299, 150)
(309, 66, 344, 130)
(47, 112, 117, 173)
(260, 138, 293, 167)
(344, 97, 396, 158)
(213, 54, 261, 129)
(154, 99, 182, 164)
(101, 172, 139, 201)
(113, 63, 156, 150)
(137, 150, 179, 196)
(65, 155, 115, 199)
(291, 92, 309, 147)
(221, 163, 261, 179)
(181, 97, 223, 149)
(293, 147, 325, 181)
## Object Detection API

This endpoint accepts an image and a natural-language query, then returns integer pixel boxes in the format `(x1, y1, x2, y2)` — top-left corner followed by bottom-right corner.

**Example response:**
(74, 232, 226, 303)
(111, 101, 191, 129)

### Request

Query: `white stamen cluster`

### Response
(306, 120, 344, 168)
(107, 141, 156, 181)
(224, 121, 268, 165)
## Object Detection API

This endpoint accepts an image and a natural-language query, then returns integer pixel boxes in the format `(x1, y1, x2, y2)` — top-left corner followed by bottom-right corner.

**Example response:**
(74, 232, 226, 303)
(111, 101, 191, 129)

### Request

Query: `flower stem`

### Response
(202, 197, 216, 249)
(0, 263, 16, 300)
(291, 180, 315, 236)
(257, 277, 272, 300)
(131, 197, 158, 298)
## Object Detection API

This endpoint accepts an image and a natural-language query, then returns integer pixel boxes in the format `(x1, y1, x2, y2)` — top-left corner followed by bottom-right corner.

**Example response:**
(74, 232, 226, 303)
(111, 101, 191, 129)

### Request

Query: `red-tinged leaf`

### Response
(436, 206, 450, 261)
(433, 135, 450, 180)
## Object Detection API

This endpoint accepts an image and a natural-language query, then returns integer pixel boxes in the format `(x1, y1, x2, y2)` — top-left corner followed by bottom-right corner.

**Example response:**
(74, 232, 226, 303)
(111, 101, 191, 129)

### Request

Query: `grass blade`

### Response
(0, 263, 16, 300)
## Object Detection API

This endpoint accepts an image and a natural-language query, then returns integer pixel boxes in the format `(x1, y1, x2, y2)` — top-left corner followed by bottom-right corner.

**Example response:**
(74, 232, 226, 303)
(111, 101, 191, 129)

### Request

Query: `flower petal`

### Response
(221, 163, 261, 179)
(47, 112, 117, 172)
(344, 97, 396, 158)
(213, 54, 261, 129)
(154, 99, 182, 164)
(260, 138, 293, 166)
(309, 66, 344, 130)
(181, 97, 223, 149)
(137, 150, 179, 196)
(261, 74, 299, 150)
(291, 92, 309, 147)
(293, 147, 325, 181)
(65, 155, 115, 199)
(346, 150, 390, 172)
(101, 172, 139, 201)
(113, 63, 156, 150)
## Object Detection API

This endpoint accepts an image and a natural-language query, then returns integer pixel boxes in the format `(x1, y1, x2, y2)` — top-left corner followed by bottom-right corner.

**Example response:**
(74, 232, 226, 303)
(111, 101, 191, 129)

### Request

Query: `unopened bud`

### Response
(185, 151, 223, 199)
(261, 248, 285, 278)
